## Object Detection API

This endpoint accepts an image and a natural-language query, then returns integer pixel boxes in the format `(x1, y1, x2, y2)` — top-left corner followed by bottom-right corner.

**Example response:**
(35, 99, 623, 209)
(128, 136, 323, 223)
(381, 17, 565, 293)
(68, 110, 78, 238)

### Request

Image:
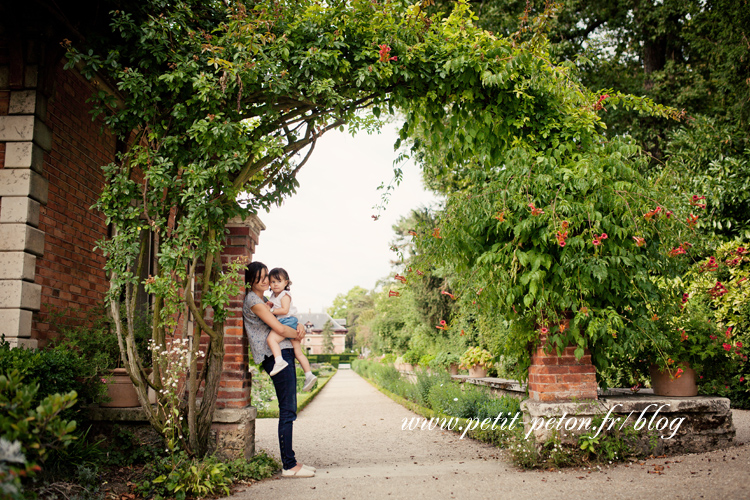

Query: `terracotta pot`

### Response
(468, 365, 488, 378)
(448, 363, 459, 376)
(649, 363, 698, 397)
(101, 368, 140, 408)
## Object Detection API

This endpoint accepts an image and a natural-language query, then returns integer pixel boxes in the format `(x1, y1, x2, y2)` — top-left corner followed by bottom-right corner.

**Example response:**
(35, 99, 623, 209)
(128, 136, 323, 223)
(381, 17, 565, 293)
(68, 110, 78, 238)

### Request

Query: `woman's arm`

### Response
(251, 302, 298, 338)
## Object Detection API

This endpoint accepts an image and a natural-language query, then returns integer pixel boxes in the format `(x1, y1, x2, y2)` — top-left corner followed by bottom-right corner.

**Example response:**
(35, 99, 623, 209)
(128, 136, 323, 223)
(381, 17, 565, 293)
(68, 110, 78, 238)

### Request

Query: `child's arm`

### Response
(271, 294, 291, 316)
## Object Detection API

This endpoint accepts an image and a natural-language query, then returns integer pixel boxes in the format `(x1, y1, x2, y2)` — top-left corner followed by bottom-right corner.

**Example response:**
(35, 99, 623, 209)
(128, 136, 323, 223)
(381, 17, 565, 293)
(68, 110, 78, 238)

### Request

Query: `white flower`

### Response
(453, 398, 458, 401)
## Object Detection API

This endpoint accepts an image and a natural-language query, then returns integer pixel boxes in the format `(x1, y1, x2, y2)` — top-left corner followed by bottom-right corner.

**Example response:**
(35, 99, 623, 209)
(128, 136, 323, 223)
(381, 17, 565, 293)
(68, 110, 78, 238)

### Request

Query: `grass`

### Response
(257, 371, 336, 418)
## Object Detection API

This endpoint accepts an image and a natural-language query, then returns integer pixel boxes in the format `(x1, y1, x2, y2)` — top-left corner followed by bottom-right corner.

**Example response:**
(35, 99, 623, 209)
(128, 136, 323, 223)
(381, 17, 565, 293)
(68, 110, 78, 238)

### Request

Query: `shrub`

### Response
(380, 353, 397, 364)
(402, 350, 421, 365)
(414, 369, 450, 408)
(418, 354, 436, 367)
(0, 371, 79, 494)
(138, 451, 279, 500)
(0, 338, 106, 413)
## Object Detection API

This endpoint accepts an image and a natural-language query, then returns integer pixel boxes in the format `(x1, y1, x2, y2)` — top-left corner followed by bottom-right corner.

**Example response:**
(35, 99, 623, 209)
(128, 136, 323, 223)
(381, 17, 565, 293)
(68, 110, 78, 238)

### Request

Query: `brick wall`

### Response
(32, 61, 115, 344)
(527, 343, 598, 402)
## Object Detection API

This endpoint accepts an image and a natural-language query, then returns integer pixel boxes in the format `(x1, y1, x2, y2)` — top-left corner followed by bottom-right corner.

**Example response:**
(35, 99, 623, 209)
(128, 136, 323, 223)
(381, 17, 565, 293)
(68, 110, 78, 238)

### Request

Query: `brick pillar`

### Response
(0, 52, 50, 349)
(214, 215, 264, 409)
(206, 215, 265, 460)
(527, 339, 598, 402)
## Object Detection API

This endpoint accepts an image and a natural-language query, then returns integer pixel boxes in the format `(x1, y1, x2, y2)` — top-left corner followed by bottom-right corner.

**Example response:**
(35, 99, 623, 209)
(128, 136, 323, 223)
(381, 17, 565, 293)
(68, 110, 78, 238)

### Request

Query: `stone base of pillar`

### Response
(85, 405, 257, 459)
(208, 406, 257, 460)
(522, 394, 735, 455)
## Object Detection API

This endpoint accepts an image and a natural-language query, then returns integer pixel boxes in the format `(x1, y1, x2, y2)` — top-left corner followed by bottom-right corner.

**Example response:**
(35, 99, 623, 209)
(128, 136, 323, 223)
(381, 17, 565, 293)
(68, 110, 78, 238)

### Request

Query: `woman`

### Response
(244, 261, 316, 478)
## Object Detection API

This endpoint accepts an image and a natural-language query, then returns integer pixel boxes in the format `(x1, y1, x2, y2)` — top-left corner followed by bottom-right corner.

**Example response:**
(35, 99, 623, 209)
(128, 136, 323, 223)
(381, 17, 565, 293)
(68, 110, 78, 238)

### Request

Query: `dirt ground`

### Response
(228, 368, 750, 500)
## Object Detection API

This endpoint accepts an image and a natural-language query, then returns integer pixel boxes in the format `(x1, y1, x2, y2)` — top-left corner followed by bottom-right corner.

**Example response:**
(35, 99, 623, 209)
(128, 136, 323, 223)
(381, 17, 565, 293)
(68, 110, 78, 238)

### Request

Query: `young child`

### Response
(266, 268, 317, 391)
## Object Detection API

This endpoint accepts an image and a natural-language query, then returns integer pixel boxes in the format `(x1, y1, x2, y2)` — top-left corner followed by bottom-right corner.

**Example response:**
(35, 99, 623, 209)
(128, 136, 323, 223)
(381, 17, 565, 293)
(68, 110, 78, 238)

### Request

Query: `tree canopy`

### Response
(69, 0, 690, 452)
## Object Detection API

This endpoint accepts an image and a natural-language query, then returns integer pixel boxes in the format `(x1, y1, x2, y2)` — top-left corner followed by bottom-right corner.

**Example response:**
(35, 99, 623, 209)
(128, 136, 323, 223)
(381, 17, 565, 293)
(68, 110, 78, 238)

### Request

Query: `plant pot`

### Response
(649, 363, 698, 397)
(448, 363, 459, 376)
(101, 368, 140, 407)
(468, 365, 487, 378)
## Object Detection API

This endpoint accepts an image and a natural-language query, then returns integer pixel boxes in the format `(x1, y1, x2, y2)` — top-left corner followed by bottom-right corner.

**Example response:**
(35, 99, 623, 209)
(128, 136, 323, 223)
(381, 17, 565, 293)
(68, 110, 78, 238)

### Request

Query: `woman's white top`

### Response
(268, 290, 297, 319)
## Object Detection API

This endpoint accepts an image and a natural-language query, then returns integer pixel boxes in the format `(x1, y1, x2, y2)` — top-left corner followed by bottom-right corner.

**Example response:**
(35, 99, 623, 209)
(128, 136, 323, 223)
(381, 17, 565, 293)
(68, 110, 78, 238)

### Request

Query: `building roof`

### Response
(297, 312, 348, 332)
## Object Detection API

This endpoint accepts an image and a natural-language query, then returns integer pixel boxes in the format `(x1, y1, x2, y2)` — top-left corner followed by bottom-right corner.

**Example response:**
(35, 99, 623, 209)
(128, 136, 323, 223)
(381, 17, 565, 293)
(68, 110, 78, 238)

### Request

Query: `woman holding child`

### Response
(243, 261, 317, 478)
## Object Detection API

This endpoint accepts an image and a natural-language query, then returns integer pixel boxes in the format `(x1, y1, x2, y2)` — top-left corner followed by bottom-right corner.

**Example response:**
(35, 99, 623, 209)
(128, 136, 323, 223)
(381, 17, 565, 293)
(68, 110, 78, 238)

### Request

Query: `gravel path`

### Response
(227, 369, 750, 500)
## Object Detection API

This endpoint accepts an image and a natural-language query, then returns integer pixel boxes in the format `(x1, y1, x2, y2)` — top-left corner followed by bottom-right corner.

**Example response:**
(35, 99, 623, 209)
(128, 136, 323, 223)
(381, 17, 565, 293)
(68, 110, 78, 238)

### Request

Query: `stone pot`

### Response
(649, 363, 698, 397)
(101, 368, 140, 407)
(468, 365, 488, 378)
(448, 363, 459, 376)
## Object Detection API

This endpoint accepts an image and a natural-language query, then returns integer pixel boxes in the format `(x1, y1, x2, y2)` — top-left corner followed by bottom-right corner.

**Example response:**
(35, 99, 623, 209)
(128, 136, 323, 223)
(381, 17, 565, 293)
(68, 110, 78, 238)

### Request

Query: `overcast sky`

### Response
(252, 122, 441, 313)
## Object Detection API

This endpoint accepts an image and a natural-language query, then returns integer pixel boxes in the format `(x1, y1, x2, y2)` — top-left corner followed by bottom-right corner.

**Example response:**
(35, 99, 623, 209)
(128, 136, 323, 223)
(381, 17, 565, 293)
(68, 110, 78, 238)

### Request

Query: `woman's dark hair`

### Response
(245, 262, 268, 287)
(269, 267, 292, 290)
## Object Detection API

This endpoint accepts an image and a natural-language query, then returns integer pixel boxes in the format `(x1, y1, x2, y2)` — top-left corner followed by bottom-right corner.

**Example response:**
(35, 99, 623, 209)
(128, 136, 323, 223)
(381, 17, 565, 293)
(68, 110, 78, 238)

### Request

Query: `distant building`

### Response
(297, 312, 347, 355)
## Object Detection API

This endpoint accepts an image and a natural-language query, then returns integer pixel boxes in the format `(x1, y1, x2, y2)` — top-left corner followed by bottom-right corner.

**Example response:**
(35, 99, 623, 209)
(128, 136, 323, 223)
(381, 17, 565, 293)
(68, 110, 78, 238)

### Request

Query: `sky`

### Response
(252, 122, 441, 314)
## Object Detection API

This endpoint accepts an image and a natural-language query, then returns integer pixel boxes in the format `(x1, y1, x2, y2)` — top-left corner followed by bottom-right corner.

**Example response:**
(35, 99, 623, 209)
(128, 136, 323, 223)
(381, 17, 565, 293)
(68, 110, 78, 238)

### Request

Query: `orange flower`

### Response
(394, 274, 407, 283)
(432, 228, 442, 238)
(388, 290, 400, 297)
(436, 320, 448, 330)
(441, 290, 456, 300)
(494, 212, 505, 222)
(633, 236, 646, 247)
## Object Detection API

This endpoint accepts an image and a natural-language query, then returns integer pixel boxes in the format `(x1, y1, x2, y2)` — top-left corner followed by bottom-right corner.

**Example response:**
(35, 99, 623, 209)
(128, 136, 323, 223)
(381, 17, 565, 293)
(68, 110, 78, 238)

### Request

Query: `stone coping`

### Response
(522, 394, 731, 416)
(86, 405, 257, 423)
(451, 375, 527, 393)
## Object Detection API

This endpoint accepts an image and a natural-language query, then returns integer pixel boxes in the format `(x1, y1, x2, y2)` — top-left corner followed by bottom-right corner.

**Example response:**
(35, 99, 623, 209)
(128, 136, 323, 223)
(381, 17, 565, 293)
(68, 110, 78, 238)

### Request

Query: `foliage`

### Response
(0, 438, 36, 500)
(402, 350, 421, 365)
(0, 338, 106, 414)
(0, 371, 78, 493)
(100, 425, 162, 466)
(224, 452, 280, 481)
(328, 286, 375, 350)
(138, 451, 232, 500)
(49, 307, 152, 373)
(459, 347, 495, 369)
(431, 351, 461, 369)
(321, 320, 335, 355)
(249, 366, 277, 413)
(66, 0, 692, 452)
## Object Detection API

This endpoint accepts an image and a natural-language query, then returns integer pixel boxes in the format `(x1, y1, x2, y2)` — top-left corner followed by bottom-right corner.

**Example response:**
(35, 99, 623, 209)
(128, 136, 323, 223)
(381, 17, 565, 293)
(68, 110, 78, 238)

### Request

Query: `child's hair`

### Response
(268, 267, 292, 290)
(245, 261, 268, 288)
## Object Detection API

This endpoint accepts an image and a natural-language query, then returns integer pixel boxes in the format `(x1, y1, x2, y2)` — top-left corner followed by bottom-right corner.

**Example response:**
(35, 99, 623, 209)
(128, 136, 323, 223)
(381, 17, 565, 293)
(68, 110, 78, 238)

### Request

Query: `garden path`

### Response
(227, 369, 750, 500)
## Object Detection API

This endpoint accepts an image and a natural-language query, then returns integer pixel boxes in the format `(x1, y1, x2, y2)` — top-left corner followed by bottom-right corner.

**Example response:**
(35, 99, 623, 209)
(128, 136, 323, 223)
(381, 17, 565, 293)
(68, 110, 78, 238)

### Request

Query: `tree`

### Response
(328, 286, 374, 350)
(68, 0, 678, 453)
(321, 320, 335, 355)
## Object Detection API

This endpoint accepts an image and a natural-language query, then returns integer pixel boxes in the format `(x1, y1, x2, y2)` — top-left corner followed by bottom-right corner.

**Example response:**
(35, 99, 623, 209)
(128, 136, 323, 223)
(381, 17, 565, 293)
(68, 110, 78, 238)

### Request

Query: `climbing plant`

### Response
(67, 0, 681, 453)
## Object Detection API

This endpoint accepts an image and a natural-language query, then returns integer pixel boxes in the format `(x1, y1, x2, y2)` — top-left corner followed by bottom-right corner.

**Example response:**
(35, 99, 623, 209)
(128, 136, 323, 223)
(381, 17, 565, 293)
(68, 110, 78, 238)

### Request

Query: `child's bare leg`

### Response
(266, 332, 288, 376)
(291, 339, 311, 372)
(266, 331, 285, 358)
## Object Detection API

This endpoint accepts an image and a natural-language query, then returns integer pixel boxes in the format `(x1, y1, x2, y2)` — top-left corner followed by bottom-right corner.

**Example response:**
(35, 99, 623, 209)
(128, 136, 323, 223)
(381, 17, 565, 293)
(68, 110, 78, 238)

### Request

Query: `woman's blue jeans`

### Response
(262, 348, 297, 470)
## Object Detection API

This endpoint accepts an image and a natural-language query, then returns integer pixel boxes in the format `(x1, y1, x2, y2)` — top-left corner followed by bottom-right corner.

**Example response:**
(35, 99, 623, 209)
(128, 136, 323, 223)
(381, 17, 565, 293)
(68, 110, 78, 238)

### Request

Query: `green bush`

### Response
(414, 369, 450, 408)
(0, 370, 79, 495)
(138, 452, 232, 500)
(380, 353, 397, 364)
(48, 308, 152, 373)
(224, 451, 279, 481)
(0, 339, 102, 416)
(418, 354, 436, 367)
(137, 449, 280, 499)
(402, 350, 421, 365)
